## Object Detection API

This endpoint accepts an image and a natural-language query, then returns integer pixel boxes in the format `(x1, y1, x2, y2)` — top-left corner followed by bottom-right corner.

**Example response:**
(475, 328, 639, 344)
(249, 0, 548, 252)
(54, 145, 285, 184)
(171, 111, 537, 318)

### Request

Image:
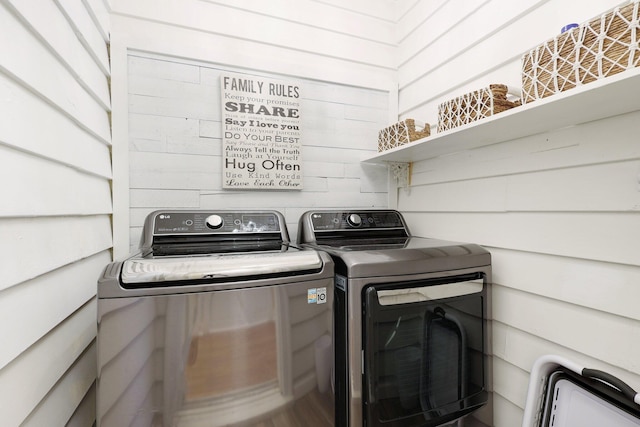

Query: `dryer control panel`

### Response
(309, 210, 405, 231)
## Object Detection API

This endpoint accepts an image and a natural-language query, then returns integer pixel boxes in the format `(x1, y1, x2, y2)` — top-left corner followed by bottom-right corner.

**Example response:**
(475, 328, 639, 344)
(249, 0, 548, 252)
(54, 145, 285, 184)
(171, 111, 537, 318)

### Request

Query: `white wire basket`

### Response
(522, 0, 640, 103)
(437, 84, 521, 132)
(378, 119, 431, 152)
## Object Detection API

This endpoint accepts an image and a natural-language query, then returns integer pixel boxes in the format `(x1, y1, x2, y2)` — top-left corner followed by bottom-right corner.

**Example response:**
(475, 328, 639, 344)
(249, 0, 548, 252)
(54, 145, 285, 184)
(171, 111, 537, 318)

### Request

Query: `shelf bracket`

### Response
(389, 162, 411, 188)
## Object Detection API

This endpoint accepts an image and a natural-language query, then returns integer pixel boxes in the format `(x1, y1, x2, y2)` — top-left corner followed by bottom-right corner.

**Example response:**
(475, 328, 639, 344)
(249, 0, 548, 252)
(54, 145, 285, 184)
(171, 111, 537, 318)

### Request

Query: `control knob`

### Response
(347, 213, 362, 227)
(205, 214, 224, 229)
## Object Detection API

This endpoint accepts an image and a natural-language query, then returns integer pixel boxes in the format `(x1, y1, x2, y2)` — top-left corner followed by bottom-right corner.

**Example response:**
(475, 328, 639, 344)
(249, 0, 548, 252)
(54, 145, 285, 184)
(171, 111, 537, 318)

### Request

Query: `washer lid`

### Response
(121, 250, 323, 285)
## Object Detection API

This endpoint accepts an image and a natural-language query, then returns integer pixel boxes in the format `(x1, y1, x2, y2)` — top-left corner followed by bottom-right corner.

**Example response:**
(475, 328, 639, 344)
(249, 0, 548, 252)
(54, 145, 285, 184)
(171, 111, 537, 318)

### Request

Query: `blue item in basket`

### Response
(561, 23, 579, 33)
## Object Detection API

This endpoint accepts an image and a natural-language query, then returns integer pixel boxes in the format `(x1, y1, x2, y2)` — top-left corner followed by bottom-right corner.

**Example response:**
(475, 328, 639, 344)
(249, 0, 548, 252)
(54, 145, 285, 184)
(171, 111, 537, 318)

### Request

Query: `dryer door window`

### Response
(362, 274, 488, 427)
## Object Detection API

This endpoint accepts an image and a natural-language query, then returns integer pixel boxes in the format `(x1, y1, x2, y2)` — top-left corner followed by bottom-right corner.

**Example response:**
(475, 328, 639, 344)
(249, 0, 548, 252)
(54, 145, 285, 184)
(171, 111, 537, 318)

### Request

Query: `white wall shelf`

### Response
(363, 67, 640, 164)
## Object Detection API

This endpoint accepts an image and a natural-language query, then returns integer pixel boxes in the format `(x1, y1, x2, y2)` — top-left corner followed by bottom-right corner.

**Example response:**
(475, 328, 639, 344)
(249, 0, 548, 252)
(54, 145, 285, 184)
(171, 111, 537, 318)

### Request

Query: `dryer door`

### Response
(362, 273, 488, 427)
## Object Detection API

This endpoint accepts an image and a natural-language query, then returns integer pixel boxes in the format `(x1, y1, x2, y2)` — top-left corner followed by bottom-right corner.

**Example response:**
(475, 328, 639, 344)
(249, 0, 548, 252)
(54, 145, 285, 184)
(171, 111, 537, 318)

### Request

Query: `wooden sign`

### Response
(221, 72, 303, 190)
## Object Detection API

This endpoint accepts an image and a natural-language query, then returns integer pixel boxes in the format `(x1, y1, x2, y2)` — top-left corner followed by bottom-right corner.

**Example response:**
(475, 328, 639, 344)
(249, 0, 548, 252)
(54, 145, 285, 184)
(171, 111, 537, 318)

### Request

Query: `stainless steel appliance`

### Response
(97, 210, 335, 427)
(297, 209, 492, 427)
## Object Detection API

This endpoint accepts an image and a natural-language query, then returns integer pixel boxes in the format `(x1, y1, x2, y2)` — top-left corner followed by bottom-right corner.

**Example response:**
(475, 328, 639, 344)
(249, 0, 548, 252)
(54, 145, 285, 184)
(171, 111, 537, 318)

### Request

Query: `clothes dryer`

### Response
(297, 209, 492, 427)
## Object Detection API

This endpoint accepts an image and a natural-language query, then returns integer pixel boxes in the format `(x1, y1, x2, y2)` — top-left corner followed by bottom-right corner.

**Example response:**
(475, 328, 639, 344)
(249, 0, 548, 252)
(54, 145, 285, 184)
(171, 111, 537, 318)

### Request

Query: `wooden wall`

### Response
(5, 1, 637, 425)
(0, 0, 111, 425)
(125, 54, 390, 250)
(396, 0, 627, 123)
(109, 0, 398, 258)
(395, 1, 640, 426)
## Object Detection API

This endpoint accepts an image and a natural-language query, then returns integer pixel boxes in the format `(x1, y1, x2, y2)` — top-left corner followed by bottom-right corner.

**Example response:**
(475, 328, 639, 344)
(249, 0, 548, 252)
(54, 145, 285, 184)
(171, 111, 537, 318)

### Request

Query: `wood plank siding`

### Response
(0, 0, 111, 425)
(108, 0, 397, 256)
(3, 1, 639, 426)
(395, 1, 640, 426)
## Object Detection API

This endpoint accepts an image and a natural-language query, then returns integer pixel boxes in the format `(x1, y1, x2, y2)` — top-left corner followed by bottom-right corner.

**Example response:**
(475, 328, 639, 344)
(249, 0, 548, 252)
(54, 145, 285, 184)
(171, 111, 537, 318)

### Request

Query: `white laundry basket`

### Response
(522, 355, 640, 427)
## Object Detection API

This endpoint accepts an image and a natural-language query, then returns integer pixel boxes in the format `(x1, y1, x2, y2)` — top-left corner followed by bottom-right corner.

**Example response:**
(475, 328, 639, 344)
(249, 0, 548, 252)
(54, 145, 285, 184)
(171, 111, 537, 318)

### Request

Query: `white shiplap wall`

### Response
(126, 54, 390, 250)
(6, 1, 630, 426)
(395, 1, 640, 426)
(109, 0, 398, 257)
(397, 0, 630, 123)
(0, 0, 111, 425)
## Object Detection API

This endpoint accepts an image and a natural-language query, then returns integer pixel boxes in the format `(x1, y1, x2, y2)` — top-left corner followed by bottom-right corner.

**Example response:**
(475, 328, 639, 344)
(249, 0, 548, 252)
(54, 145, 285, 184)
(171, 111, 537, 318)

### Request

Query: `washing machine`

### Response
(297, 209, 492, 427)
(97, 210, 335, 427)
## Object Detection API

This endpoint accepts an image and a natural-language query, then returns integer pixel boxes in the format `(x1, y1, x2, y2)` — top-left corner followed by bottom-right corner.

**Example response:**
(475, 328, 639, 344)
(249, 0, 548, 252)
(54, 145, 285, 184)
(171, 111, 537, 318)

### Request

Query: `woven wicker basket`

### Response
(522, 0, 640, 103)
(437, 84, 521, 132)
(378, 119, 430, 152)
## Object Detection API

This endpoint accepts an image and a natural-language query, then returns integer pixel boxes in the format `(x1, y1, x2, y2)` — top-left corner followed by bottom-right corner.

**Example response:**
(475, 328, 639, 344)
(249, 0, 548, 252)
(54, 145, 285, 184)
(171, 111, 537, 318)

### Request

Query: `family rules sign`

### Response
(221, 72, 302, 190)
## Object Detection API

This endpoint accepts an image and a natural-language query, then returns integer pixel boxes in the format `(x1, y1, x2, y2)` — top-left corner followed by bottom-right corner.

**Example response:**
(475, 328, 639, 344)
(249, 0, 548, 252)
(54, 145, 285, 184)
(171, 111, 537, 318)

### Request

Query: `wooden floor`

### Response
(185, 321, 278, 400)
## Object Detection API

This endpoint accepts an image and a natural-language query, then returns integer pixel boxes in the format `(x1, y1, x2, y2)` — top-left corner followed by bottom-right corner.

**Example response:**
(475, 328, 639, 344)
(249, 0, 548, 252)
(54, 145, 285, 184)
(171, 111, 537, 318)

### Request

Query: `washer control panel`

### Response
(310, 210, 405, 231)
(152, 211, 281, 235)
